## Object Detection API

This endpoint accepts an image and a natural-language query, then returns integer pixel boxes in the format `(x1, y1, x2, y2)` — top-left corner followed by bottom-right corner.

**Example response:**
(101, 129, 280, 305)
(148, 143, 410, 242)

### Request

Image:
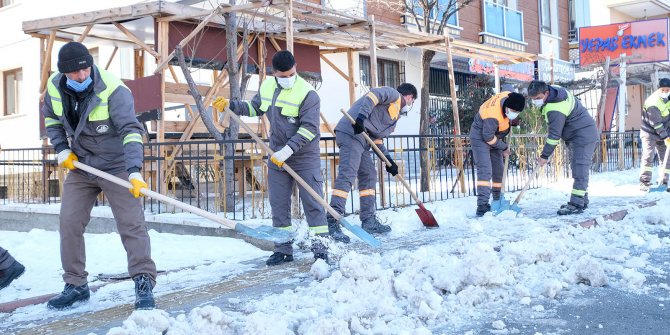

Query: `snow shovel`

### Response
(225, 109, 381, 248)
(72, 161, 294, 243)
(504, 165, 542, 214)
(491, 155, 511, 214)
(649, 144, 670, 192)
(339, 109, 439, 228)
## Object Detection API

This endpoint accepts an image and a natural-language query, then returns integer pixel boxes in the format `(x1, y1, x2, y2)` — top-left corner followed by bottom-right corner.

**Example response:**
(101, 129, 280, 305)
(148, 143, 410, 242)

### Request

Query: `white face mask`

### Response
(400, 105, 412, 116)
(532, 98, 545, 107)
(506, 108, 520, 120)
(277, 75, 296, 89)
(660, 92, 670, 99)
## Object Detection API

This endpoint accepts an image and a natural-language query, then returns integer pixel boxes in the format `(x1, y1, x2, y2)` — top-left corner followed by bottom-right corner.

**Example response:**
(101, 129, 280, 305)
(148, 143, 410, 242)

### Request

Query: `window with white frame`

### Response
(359, 55, 405, 88)
(482, 0, 524, 42)
(411, 0, 459, 27)
(540, 0, 551, 33)
(3, 68, 22, 116)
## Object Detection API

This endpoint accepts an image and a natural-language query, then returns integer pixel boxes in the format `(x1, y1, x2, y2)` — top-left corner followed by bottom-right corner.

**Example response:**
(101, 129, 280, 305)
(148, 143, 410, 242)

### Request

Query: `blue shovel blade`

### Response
(339, 218, 381, 248)
(649, 184, 668, 193)
(235, 224, 295, 243)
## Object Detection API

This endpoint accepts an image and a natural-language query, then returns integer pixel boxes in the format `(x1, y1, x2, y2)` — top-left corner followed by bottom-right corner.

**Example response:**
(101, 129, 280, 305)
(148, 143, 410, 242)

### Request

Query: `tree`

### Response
(402, 0, 473, 191)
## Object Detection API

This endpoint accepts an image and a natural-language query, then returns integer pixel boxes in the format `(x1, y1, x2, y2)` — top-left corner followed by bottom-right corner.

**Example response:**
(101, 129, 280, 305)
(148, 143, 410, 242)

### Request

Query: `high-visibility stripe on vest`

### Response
(643, 91, 670, 117)
(541, 87, 575, 122)
(46, 67, 127, 122)
(479, 92, 511, 133)
(258, 75, 314, 117)
(388, 97, 401, 120)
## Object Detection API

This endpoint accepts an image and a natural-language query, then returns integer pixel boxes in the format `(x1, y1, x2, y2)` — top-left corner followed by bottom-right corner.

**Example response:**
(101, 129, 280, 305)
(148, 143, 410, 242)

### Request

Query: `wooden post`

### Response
(158, 21, 169, 195)
(38, 30, 56, 95)
(369, 15, 378, 88)
(105, 46, 118, 70)
(596, 56, 611, 132)
(347, 48, 355, 106)
(618, 54, 627, 170)
(285, 0, 294, 53)
(134, 49, 145, 80)
(76, 25, 93, 43)
(445, 36, 465, 192)
(493, 64, 500, 93)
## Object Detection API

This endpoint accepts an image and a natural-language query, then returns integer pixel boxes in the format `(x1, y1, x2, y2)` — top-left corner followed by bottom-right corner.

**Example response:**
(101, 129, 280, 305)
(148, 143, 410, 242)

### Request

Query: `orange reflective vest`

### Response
(478, 92, 511, 133)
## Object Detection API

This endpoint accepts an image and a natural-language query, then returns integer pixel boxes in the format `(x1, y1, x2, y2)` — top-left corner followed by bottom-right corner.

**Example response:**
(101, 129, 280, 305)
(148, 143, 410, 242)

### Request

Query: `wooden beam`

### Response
(445, 35, 466, 192)
(105, 46, 118, 70)
(368, 15, 378, 88)
(76, 25, 93, 42)
(319, 54, 349, 81)
(269, 37, 282, 52)
(285, 0, 294, 53)
(113, 22, 161, 59)
(134, 49, 145, 79)
(347, 48, 355, 106)
(38, 30, 56, 94)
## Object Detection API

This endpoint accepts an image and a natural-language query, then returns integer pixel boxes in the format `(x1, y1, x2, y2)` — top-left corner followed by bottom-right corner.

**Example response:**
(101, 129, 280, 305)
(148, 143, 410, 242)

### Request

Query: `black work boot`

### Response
(361, 217, 391, 234)
(640, 181, 651, 192)
(133, 274, 155, 310)
(327, 215, 350, 243)
(47, 283, 90, 310)
(265, 252, 293, 266)
(560, 202, 588, 210)
(0, 260, 25, 290)
(557, 202, 584, 215)
(476, 203, 491, 217)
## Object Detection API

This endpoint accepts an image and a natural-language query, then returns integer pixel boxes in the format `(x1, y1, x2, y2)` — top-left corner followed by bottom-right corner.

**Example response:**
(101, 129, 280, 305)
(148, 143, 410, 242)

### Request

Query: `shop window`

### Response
(482, 0, 524, 42)
(3, 68, 22, 116)
(360, 56, 405, 88)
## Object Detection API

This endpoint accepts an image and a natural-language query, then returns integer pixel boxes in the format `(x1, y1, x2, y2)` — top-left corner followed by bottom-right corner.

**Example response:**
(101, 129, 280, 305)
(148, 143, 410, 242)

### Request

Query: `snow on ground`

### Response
(2, 168, 670, 334)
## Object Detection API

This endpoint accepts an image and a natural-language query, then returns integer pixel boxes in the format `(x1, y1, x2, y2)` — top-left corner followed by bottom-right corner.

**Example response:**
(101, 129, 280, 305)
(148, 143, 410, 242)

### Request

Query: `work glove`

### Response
(384, 155, 399, 176)
(57, 149, 78, 170)
(537, 157, 548, 167)
(128, 172, 147, 198)
(503, 146, 511, 157)
(665, 138, 670, 146)
(352, 116, 366, 134)
(270, 145, 294, 168)
(212, 96, 230, 112)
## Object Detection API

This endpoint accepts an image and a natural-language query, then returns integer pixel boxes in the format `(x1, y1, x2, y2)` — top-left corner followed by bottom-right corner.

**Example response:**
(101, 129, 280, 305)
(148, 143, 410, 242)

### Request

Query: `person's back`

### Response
(543, 86, 597, 143)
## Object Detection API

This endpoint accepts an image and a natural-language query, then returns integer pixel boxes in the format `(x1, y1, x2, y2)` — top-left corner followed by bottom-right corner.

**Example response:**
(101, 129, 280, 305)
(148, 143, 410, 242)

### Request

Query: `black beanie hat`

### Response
(503, 92, 526, 111)
(272, 50, 296, 72)
(660, 78, 670, 89)
(58, 42, 94, 73)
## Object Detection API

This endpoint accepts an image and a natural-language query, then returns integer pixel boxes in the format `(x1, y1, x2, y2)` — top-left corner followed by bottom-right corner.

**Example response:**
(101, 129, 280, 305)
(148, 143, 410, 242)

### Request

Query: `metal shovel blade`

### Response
(416, 203, 439, 228)
(648, 184, 668, 193)
(235, 224, 296, 243)
(493, 197, 522, 215)
(338, 217, 381, 248)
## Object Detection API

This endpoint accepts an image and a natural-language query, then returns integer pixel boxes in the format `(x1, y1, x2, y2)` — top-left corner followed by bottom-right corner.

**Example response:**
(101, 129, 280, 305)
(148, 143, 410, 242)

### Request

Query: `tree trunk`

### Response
(223, 6, 240, 212)
(419, 50, 436, 192)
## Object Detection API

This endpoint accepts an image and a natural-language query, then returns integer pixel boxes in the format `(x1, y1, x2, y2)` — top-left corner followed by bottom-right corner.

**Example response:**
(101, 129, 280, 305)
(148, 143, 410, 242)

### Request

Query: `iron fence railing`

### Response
(0, 131, 642, 220)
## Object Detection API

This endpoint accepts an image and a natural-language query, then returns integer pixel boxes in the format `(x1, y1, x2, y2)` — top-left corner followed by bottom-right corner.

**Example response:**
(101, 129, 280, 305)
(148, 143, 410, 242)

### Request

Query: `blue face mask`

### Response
(66, 76, 92, 93)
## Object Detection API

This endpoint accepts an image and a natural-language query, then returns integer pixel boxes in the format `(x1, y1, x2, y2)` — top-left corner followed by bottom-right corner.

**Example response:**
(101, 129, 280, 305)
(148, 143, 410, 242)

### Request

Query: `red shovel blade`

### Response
(416, 203, 439, 228)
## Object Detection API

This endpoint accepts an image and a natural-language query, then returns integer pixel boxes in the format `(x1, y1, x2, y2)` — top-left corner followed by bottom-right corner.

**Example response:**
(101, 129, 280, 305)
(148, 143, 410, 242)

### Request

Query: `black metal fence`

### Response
(0, 132, 641, 220)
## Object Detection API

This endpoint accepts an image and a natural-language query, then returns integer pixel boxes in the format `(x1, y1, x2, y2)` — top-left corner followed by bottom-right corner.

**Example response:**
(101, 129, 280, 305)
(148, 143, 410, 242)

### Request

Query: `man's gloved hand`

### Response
(503, 146, 511, 157)
(665, 138, 670, 146)
(128, 172, 147, 198)
(57, 149, 78, 170)
(537, 157, 548, 167)
(384, 155, 399, 176)
(270, 145, 294, 168)
(353, 116, 366, 134)
(212, 96, 230, 112)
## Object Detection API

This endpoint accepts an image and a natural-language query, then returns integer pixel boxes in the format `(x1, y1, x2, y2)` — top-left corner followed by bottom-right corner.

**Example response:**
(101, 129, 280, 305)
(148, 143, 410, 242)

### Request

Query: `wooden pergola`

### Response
(23, 0, 537, 195)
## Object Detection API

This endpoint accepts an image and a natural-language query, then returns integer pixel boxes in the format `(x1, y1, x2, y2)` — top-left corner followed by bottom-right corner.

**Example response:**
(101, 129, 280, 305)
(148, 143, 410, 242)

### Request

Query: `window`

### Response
(0, 0, 14, 8)
(482, 0, 524, 42)
(359, 56, 405, 88)
(568, 0, 577, 41)
(540, 0, 551, 33)
(3, 68, 22, 116)
(410, 0, 458, 27)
